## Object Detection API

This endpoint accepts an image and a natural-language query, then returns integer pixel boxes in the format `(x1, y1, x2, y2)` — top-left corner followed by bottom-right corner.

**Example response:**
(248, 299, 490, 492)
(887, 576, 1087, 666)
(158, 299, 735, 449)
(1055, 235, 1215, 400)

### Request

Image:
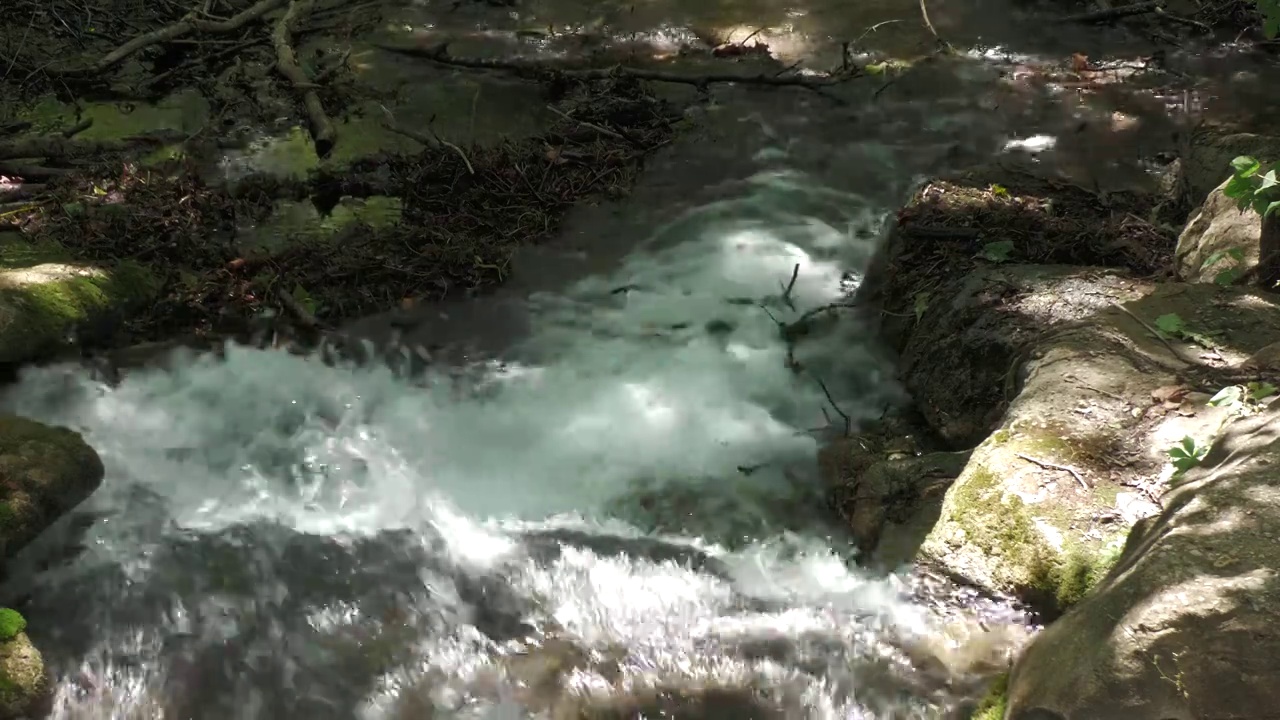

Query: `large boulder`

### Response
(1006, 400, 1280, 720)
(1176, 180, 1262, 284)
(0, 415, 105, 560)
(843, 244, 1280, 614)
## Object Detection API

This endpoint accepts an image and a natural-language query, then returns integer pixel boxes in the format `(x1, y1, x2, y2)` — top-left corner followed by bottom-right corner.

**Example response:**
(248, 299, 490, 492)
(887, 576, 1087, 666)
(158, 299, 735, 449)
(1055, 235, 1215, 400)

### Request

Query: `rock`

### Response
(0, 234, 159, 364)
(0, 627, 49, 719)
(908, 269, 1280, 613)
(0, 415, 105, 560)
(896, 264, 1147, 448)
(1175, 179, 1280, 285)
(1182, 127, 1280, 208)
(1006, 402, 1280, 720)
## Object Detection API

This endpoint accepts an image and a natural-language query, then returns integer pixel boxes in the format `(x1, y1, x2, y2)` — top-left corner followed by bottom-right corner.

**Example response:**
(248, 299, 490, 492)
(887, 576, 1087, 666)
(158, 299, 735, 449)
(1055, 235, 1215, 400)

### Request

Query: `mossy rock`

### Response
(0, 632, 48, 718)
(0, 415, 105, 560)
(0, 611, 24, 643)
(0, 233, 160, 363)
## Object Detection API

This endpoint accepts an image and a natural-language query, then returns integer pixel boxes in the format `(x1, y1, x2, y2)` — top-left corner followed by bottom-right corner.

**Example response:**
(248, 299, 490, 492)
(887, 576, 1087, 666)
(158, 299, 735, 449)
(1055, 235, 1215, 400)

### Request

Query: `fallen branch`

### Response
(0, 181, 46, 197)
(272, 0, 337, 156)
(1058, 0, 1162, 23)
(375, 43, 859, 95)
(47, 0, 288, 76)
(0, 132, 183, 161)
(1016, 452, 1089, 490)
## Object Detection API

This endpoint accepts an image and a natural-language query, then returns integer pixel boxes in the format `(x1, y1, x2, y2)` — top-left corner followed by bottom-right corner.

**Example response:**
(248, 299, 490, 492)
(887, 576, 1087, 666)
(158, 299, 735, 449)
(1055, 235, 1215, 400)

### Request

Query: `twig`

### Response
(1015, 452, 1089, 490)
(546, 104, 625, 141)
(780, 262, 800, 311)
(375, 43, 859, 96)
(1152, 7, 1212, 31)
(380, 117, 474, 175)
(1058, 0, 1163, 23)
(1108, 300, 1196, 366)
(811, 372, 852, 435)
(918, 0, 950, 49)
(48, 0, 288, 75)
(272, 0, 336, 156)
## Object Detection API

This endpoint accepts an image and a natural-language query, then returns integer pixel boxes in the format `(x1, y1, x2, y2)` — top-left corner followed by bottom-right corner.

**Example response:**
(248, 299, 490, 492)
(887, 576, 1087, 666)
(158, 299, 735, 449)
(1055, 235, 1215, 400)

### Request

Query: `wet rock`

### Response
(0, 234, 159, 364)
(821, 438, 970, 556)
(1007, 403, 1280, 720)
(1176, 179, 1280, 285)
(0, 415, 105, 561)
(0, 618, 50, 719)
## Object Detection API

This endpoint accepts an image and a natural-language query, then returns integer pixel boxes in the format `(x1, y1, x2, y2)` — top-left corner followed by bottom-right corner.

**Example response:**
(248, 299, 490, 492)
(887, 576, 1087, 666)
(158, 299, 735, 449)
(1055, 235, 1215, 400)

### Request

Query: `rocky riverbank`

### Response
(832, 120, 1280, 717)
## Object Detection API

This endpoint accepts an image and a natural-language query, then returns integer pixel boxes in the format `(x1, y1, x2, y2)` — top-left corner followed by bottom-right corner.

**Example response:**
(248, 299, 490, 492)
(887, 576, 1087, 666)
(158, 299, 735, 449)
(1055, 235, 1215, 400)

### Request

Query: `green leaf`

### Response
(913, 292, 931, 322)
(1249, 381, 1278, 401)
(1232, 156, 1262, 178)
(1209, 385, 1243, 407)
(981, 240, 1015, 263)
(990, 184, 1009, 197)
(1214, 267, 1242, 286)
(1260, 169, 1279, 191)
(1266, 200, 1280, 218)
(1155, 313, 1185, 335)
(1200, 249, 1231, 270)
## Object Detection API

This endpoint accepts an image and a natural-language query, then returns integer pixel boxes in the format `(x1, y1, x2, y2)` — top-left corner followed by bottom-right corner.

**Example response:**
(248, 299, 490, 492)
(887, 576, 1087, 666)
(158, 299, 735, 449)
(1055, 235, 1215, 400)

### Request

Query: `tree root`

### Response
(375, 43, 860, 99)
(272, 0, 337, 156)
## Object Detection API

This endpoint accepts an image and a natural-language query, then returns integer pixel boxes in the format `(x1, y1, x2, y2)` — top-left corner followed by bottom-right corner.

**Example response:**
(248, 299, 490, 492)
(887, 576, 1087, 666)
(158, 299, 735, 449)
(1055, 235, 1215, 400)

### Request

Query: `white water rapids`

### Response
(0, 147, 1031, 716)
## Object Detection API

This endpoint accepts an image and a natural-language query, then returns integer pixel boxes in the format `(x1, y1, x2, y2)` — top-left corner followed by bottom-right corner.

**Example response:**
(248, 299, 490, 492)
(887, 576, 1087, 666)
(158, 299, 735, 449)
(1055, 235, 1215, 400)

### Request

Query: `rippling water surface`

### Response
(0, 158, 1035, 718)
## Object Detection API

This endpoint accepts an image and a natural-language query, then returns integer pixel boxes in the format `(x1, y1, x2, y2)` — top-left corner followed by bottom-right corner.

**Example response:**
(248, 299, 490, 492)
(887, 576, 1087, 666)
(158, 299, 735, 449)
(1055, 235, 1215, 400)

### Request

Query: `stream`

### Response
(2, 0, 1279, 716)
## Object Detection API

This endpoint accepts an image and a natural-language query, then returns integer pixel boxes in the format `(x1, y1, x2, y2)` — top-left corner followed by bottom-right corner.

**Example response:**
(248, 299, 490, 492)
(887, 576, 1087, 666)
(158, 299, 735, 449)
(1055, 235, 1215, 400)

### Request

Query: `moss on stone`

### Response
(946, 462, 1124, 614)
(973, 672, 1008, 720)
(0, 632, 47, 717)
(0, 253, 159, 363)
(0, 611, 24, 642)
(950, 464, 1057, 585)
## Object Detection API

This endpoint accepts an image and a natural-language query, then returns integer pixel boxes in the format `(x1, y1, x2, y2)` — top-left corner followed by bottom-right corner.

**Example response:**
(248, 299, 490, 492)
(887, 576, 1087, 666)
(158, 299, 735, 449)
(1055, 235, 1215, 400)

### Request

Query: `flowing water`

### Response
(0, 107, 1038, 718)
(10, 0, 1280, 715)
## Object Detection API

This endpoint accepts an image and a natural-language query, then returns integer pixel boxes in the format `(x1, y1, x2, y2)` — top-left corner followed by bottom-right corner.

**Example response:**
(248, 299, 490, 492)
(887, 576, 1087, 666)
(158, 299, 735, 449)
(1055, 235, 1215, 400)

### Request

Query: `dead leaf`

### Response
(1151, 385, 1189, 404)
(1070, 53, 1090, 72)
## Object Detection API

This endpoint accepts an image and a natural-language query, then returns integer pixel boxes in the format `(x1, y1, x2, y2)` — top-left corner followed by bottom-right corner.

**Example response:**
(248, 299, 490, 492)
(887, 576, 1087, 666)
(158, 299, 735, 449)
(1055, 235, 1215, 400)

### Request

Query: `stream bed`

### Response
(2, 0, 1279, 716)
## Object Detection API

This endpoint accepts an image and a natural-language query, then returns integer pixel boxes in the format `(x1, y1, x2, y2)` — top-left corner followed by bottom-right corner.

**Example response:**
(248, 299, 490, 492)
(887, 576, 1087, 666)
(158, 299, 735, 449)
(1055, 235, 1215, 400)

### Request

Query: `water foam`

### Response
(0, 167, 1007, 719)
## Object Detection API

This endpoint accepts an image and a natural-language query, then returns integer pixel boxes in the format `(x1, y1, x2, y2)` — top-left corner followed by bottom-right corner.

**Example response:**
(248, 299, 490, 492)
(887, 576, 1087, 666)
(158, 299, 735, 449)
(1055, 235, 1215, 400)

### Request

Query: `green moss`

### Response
(949, 463, 1124, 614)
(0, 610, 25, 642)
(951, 465, 1056, 582)
(973, 672, 1008, 720)
(991, 428, 1012, 444)
(0, 258, 160, 362)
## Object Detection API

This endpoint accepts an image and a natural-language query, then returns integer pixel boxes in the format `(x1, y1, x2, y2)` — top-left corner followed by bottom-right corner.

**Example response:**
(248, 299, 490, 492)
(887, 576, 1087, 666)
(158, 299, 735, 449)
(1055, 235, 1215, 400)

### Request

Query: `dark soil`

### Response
(0, 0, 680, 348)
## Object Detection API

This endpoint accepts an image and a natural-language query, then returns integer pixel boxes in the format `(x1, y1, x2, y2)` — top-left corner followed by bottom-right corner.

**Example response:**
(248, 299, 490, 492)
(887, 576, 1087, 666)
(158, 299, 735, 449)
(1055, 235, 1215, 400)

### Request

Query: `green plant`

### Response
(1224, 156, 1280, 218)
(1255, 0, 1280, 38)
(1168, 436, 1208, 476)
(1154, 313, 1220, 349)
(980, 240, 1015, 263)
(0, 609, 26, 641)
(1209, 381, 1278, 416)
(1200, 247, 1246, 286)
